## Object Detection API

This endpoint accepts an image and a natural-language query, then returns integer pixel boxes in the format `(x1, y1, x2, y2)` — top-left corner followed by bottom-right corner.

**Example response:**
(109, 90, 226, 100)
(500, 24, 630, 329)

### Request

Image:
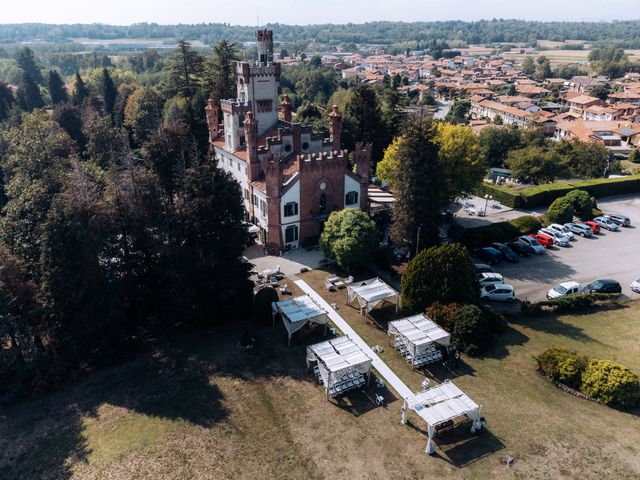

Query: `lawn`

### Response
(1, 268, 639, 479)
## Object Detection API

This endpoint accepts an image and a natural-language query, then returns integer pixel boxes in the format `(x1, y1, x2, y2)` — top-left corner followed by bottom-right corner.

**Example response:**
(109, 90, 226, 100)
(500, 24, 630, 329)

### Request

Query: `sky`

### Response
(2, 0, 640, 25)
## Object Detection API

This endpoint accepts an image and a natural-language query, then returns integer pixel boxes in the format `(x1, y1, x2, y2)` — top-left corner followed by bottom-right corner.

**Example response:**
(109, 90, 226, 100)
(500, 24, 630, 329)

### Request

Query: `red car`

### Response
(529, 233, 554, 248)
(581, 221, 601, 234)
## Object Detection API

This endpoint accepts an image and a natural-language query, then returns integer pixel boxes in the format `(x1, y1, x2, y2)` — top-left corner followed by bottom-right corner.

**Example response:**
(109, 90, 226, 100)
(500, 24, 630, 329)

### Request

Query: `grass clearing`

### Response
(0, 267, 639, 479)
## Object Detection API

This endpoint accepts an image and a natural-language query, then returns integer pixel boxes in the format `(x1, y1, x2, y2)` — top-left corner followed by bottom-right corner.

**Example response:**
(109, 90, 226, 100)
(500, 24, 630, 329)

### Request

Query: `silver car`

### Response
(593, 216, 620, 231)
(565, 222, 592, 237)
(539, 228, 571, 247)
(604, 213, 631, 227)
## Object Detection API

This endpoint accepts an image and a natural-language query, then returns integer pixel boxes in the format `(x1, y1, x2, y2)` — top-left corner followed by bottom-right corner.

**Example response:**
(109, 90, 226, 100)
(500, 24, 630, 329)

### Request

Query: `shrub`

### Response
(253, 287, 279, 326)
(480, 304, 507, 334)
(320, 209, 378, 268)
(546, 196, 575, 224)
(536, 347, 587, 388)
(580, 359, 640, 408)
(400, 243, 479, 314)
(564, 189, 593, 220)
(537, 293, 621, 312)
(452, 304, 491, 355)
(425, 302, 459, 332)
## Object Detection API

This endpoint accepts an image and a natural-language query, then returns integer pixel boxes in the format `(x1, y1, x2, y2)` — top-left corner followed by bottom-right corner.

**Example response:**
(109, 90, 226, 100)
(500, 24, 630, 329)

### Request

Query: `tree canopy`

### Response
(320, 209, 378, 268)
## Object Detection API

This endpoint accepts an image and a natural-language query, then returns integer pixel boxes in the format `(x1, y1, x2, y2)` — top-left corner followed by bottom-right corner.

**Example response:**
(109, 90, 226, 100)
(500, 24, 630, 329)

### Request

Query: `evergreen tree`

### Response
(47, 70, 68, 106)
(165, 40, 204, 98)
(72, 72, 88, 106)
(15, 47, 43, 84)
(342, 84, 386, 165)
(52, 104, 86, 153)
(16, 72, 45, 112)
(101, 68, 117, 117)
(0, 81, 14, 122)
(207, 39, 241, 101)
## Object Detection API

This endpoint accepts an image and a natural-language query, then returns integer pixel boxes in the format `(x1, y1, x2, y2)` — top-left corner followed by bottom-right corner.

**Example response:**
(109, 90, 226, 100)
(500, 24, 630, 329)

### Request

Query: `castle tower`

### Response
(265, 154, 283, 249)
(328, 105, 342, 152)
(244, 111, 260, 181)
(280, 94, 292, 122)
(355, 142, 373, 210)
(205, 98, 219, 141)
(257, 29, 274, 65)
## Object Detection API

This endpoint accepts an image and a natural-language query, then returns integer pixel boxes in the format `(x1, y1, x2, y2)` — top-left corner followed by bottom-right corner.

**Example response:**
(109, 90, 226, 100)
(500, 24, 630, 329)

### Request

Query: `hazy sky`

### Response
(2, 0, 640, 25)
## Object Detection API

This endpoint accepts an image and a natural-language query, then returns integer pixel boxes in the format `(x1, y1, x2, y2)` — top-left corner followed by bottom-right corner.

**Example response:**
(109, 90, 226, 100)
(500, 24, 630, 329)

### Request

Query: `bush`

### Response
(536, 293, 621, 312)
(320, 209, 378, 268)
(536, 347, 587, 389)
(425, 302, 459, 332)
(400, 243, 479, 314)
(452, 304, 491, 355)
(461, 215, 541, 248)
(253, 287, 279, 325)
(480, 304, 507, 334)
(580, 359, 640, 408)
(546, 196, 575, 224)
(564, 189, 593, 220)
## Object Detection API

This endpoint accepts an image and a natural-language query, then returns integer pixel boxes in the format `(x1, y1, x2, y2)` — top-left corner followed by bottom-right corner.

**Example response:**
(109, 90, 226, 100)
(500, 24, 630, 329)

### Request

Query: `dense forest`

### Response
(2, 20, 640, 47)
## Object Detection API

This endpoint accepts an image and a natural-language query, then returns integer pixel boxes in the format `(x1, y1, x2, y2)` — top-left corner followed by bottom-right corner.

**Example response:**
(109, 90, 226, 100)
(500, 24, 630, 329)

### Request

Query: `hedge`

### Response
(477, 174, 640, 209)
(535, 293, 621, 312)
(536, 347, 587, 389)
(460, 215, 542, 248)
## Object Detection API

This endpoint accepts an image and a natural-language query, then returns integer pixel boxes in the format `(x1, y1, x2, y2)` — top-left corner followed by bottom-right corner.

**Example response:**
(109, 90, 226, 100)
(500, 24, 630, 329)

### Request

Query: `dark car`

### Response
(490, 242, 519, 262)
(474, 263, 494, 274)
(474, 247, 502, 265)
(507, 239, 533, 256)
(583, 279, 622, 294)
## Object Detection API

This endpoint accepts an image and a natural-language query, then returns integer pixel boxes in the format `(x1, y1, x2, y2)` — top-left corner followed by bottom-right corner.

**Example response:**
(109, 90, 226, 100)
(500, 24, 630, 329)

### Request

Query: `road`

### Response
(488, 194, 640, 302)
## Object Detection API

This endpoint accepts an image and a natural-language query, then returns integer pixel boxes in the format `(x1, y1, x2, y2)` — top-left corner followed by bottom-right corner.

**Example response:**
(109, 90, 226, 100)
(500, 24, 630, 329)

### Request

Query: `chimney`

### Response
(205, 98, 219, 140)
(280, 94, 292, 122)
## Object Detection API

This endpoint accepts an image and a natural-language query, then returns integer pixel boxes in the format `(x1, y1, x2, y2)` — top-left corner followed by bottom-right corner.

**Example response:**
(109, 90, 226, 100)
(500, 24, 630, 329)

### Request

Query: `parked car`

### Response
(546, 281, 583, 300)
(519, 235, 546, 254)
(490, 242, 519, 262)
(631, 278, 640, 294)
(481, 283, 515, 302)
(474, 263, 494, 274)
(565, 222, 593, 237)
(539, 228, 571, 247)
(604, 213, 631, 227)
(548, 223, 575, 241)
(506, 239, 533, 256)
(593, 216, 620, 231)
(583, 279, 622, 294)
(474, 247, 502, 265)
(529, 233, 554, 248)
(478, 272, 505, 287)
(582, 220, 601, 234)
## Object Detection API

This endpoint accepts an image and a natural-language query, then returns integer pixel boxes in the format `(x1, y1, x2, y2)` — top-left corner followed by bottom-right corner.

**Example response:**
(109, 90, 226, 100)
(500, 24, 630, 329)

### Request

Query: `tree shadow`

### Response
(479, 323, 530, 360)
(432, 421, 506, 468)
(509, 312, 600, 344)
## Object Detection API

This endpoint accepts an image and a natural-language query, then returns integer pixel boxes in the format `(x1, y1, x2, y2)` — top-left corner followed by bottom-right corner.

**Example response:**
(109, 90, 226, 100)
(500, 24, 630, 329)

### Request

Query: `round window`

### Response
(320, 182, 327, 191)
(302, 142, 309, 151)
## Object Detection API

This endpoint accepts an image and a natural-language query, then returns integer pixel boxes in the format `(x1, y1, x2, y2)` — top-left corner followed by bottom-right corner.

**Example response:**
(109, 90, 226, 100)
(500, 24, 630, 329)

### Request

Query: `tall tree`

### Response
(165, 40, 204, 98)
(84, 115, 129, 169)
(100, 68, 117, 117)
(72, 72, 88, 106)
(342, 84, 386, 165)
(47, 70, 68, 106)
(15, 47, 43, 84)
(16, 72, 45, 112)
(52, 104, 86, 153)
(124, 87, 164, 146)
(0, 81, 14, 122)
(206, 39, 241, 101)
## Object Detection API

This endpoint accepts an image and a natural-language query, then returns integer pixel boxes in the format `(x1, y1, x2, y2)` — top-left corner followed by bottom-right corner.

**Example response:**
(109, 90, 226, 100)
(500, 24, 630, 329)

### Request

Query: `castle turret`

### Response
(355, 142, 373, 210)
(257, 29, 274, 65)
(328, 105, 342, 152)
(280, 94, 292, 122)
(244, 111, 260, 181)
(205, 98, 219, 141)
(265, 154, 283, 250)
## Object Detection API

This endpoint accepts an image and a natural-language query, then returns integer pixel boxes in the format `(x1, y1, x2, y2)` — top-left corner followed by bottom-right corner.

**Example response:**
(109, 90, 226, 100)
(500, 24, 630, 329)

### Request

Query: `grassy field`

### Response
(503, 49, 640, 66)
(1, 268, 639, 479)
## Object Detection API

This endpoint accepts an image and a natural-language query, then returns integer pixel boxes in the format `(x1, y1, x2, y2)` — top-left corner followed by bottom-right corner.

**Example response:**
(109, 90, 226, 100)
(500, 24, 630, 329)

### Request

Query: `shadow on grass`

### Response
(478, 323, 530, 360)
(332, 382, 398, 417)
(509, 310, 607, 344)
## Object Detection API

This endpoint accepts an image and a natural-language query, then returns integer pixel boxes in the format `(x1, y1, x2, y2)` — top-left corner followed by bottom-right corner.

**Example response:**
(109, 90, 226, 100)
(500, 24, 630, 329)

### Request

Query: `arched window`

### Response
(319, 193, 327, 213)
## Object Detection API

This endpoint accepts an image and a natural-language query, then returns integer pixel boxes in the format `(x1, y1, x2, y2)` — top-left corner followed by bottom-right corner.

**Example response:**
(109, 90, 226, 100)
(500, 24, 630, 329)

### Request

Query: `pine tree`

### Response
(165, 40, 204, 98)
(206, 39, 241, 101)
(16, 72, 45, 112)
(72, 72, 88, 106)
(0, 81, 14, 122)
(15, 47, 43, 84)
(47, 70, 68, 106)
(101, 68, 117, 117)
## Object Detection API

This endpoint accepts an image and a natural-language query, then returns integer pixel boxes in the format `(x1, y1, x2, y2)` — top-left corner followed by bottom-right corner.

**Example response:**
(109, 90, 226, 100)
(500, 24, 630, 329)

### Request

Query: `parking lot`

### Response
(484, 194, 640, 302)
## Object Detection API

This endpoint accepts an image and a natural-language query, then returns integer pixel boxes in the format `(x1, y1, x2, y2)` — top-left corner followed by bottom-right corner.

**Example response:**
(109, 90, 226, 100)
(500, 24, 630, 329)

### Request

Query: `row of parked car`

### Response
(473, 213, 633, 303)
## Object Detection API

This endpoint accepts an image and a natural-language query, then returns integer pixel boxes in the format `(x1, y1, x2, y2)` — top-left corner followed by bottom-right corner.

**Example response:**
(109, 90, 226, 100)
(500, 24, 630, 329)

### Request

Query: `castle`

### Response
(206, 29, 372, 253)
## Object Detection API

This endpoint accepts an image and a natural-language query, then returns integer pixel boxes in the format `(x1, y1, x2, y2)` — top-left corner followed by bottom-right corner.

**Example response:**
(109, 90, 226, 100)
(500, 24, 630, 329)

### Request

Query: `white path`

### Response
(295, 279, 414, 400)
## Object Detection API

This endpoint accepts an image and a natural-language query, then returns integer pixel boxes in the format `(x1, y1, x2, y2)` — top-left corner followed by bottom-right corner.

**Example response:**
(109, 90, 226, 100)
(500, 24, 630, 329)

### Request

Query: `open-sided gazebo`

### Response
(388, 314, 451, 367)
(272, 295, 328, 346)
(346, 277, 399, 316)
(401, 380, 483, 454)
(306, 336, 373, 398)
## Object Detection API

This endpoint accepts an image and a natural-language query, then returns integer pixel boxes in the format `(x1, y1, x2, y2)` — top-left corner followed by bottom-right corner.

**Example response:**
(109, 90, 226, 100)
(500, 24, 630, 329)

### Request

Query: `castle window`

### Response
(284, 144, 292, 153)
(302, 142, 309, 151)
(319, 193, 327, 214)
(346, 191, 359, 206)
(285, 225, 299, 243)
(284, 202, 298, 217)
(256, 99, 273, 113)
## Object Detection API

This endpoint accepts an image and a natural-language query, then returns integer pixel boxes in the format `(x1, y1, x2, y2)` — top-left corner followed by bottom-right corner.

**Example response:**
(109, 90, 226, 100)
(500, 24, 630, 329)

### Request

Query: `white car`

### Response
(565, 222, 593, 237)
(631, 278, 640, 294)
(539, 228, 571, 247)
(481, 283, 515, 302)
(478, 272, 504, 287)
(546, 281, 583, 300)
(548, 223, 575, 241)
(593, 216, 620, 231)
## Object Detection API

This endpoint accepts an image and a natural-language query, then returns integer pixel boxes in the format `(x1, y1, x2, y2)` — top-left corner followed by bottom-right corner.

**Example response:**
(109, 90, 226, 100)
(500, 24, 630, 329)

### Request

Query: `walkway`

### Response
(295, 279, 414, 400)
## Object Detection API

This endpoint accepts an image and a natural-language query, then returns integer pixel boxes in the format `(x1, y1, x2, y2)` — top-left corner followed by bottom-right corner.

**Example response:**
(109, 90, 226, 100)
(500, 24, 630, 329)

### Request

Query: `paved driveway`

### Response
(486, 194, 640, 302)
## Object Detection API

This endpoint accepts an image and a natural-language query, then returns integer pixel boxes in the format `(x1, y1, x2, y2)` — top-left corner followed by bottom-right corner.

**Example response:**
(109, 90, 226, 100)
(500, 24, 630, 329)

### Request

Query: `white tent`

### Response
(306, 336, 373, 398)
(346, 277, 399, 316)
(388, 314, 451, 367)
(272, 295, 328, 346)
(401, 380, 483, 454)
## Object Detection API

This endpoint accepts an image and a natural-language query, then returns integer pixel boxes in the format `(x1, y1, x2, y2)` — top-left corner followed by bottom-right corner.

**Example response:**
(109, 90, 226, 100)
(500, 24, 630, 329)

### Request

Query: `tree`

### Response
(47, 70, 68, 106)
(72, 72, 88, 106)
(390, 115, 445, 250)
(0, 81, 15, 122)
(16, 72, 45, 112)
(101, 68, 117, 117)
(342, 84, 386, 165)
(375, 137, 401, 187)
(629, 149, 640, 163)
(444, 99, 471, 124)
(452, 305, 491, 355)
(435, 123, 485, 198)
(400, 243, 479, 314)
(253, 287, 279, 325)
(554, 139, 610, 179)
(506, 145, 569, 184)
(564, 189, 593, 220)
(522, 57, 536, 76)
(590, 83, 611, 101)
(15, 47, 43, 84)
(320, 209, 378, 268)
(124, 87, 164, 146)
(206, 39, 241, 101)
(52, 104, 85, 153)
(546, 196, 575, 224)
(479, 127, 521, 167)
(165, 40, 204, 98)
(85, 115, 130, 169)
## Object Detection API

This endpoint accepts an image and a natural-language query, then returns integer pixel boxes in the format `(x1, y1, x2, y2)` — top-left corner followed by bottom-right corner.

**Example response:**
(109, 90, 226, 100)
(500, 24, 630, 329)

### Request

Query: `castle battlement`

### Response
(297, 150, 349, 172)
(221, 99, 250, 114)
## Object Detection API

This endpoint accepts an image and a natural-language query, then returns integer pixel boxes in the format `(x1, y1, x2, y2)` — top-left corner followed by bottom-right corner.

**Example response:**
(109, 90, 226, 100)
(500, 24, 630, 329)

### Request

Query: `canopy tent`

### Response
(388, 314, 451, 367)
(346, 278, 399, 316)
(272, 295, 328, 346)
(401, 381, 483, 454)
(306, 336, 373, 398)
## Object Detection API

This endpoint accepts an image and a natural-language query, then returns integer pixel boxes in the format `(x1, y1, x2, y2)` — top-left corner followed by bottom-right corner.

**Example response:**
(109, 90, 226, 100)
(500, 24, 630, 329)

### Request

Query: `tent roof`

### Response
(407, 381, 480, 427)
(347, 278, 398, 304)
(308, 336, 372, 373)
(273, 295, 327, 323)
(389, 314, 450, 347)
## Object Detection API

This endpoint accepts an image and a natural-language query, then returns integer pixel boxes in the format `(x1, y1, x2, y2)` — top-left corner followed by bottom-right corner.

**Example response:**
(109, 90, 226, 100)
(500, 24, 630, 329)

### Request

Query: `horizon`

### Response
(3, 0, 640, 27)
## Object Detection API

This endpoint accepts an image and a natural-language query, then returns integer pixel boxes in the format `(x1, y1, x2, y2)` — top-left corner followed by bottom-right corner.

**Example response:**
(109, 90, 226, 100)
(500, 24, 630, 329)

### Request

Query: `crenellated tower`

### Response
(328, 105, 342, 152)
